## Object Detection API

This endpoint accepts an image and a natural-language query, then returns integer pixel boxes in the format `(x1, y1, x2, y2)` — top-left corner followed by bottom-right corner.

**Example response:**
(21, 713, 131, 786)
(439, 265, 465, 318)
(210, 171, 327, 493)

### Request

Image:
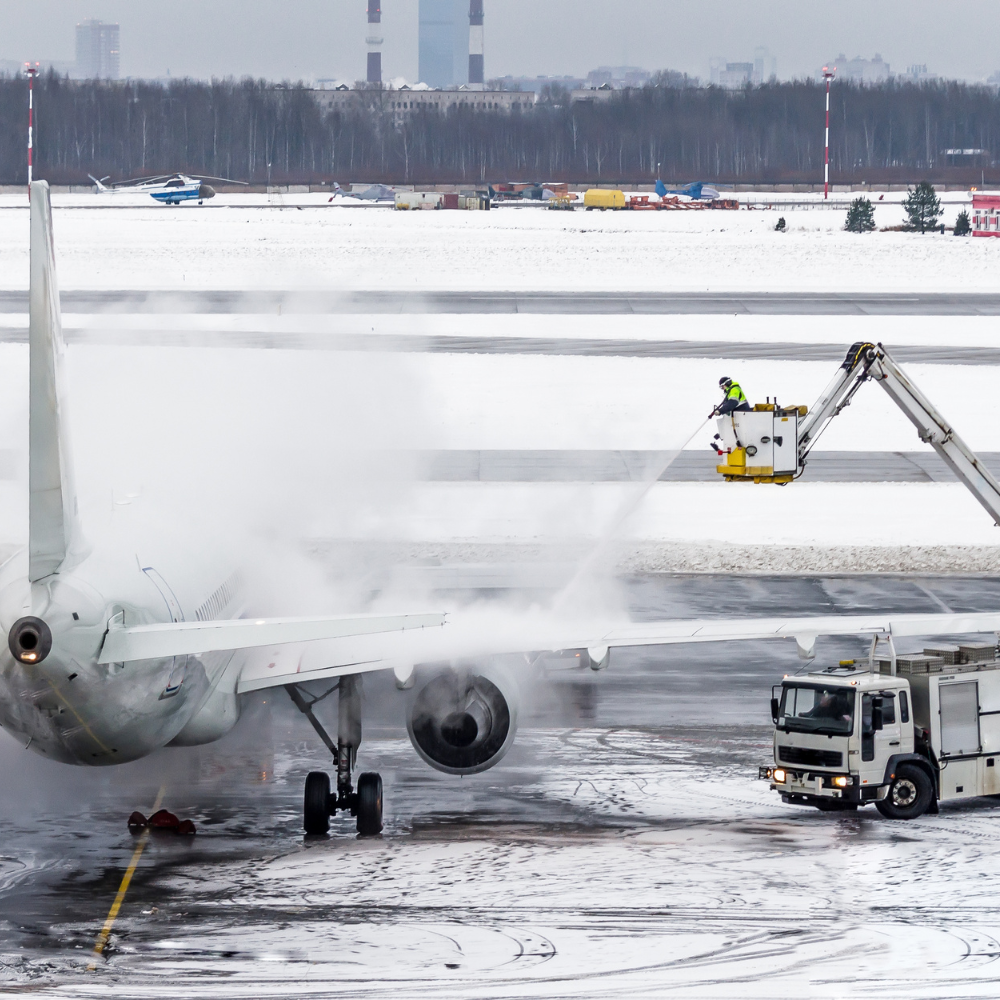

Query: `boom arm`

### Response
(800, 342, 1000, 527)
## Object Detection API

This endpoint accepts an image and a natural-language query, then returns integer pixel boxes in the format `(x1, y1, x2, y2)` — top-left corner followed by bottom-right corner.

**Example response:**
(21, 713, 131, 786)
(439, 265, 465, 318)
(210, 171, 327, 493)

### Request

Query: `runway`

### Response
(5, 289, 1000, 315)
(417, 449, 1000, 483)
(6, 574, 1000, 997)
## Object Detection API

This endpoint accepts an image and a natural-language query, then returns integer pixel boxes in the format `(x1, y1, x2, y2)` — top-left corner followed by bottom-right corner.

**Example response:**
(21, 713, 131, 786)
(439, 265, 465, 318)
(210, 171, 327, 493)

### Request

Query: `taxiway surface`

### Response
(4, 574, 1000, 998)
(6, 289, 1000, 315)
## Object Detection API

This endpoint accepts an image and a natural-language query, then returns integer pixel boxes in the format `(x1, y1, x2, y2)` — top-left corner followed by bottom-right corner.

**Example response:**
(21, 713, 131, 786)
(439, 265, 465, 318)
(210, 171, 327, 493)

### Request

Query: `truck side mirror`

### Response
(871, 696, 884, 732)
(770, 697, 780, 723)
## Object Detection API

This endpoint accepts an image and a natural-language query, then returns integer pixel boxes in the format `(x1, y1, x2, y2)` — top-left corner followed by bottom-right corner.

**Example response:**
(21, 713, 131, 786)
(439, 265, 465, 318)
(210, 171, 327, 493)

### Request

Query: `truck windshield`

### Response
(779, 684, 855, 735)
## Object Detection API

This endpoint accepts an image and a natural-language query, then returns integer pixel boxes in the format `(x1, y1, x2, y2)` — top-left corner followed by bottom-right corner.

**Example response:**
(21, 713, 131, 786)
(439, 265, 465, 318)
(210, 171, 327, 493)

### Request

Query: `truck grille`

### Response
(778, 746, 843, 768)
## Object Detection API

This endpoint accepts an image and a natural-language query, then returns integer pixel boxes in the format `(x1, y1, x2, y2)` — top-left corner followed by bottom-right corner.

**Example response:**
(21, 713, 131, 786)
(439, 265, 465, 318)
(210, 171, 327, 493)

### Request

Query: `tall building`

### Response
(753, 47, 776, 84)
(75, 19, 120, 79)
(824, 53, 890, 84)
(710, 60, 753, 88)
(418, 0, 468, 88)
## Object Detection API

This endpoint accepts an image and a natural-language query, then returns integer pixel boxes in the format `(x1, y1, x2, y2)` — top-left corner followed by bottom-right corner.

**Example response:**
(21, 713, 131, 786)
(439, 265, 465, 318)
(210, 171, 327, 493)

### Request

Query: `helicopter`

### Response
(89, 173, 248, 205)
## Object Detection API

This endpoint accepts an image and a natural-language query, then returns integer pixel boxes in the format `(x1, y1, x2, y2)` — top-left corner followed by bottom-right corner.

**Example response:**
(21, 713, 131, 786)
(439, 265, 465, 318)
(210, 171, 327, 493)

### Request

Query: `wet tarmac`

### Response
(417, 449, 1000, 483)
(5, 574, 1000, 997)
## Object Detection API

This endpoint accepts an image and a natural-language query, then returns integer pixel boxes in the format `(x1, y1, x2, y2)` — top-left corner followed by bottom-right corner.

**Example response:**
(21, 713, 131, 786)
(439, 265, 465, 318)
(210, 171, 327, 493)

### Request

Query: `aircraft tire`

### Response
(875, 764, 933, 820)
(356, 772, 383, 836)
(303, 771, 331, 835)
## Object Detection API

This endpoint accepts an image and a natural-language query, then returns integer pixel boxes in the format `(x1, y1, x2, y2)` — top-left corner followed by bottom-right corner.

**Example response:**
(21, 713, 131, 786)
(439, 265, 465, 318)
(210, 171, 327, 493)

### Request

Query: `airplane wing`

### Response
(97, 605, 1000, 689)
(233, 608, 1000, 694)
(97, 612, 447, 663)
(579, 611, 1000, 660)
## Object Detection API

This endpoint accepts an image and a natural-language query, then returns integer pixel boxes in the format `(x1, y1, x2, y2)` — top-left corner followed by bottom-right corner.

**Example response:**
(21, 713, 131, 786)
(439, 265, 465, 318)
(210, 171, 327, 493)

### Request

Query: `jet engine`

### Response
(406, 666, 518, 775)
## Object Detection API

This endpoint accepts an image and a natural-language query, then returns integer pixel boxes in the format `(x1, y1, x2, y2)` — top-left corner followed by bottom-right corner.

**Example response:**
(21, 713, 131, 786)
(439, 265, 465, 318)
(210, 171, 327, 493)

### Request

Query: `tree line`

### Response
(2, 71, 1000, 185)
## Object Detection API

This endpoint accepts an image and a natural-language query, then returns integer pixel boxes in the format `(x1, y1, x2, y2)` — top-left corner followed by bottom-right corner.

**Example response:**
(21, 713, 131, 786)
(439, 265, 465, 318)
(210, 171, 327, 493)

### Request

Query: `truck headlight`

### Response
(773, 768, 787, 783)
(833, 776, 849, 788)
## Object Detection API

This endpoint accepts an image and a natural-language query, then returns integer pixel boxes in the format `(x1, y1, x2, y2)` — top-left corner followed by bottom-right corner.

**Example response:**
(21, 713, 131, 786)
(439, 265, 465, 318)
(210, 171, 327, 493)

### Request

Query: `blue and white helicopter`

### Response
(90, 173, 247, 205)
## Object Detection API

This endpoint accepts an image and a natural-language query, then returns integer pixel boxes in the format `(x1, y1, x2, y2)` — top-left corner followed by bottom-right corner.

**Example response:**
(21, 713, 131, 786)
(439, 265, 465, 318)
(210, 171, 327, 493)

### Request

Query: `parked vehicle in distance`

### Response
(584, 189, 626, 210)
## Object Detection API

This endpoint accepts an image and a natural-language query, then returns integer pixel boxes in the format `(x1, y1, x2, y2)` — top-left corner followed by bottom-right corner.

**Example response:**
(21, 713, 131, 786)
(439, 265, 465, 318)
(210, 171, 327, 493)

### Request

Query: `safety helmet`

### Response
(719, 376, 733, 388)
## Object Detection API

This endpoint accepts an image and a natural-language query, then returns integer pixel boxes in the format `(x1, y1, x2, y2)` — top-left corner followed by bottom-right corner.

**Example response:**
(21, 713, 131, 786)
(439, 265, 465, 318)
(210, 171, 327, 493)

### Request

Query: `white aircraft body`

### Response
(89, 173, 244, 204)
(9, 181, 1000, 836)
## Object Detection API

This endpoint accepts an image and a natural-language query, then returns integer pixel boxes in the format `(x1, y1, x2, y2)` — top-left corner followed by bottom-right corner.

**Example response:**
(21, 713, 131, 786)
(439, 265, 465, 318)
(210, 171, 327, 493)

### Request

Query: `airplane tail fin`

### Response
(654, 179, 667, 198)
(29, 182, 83, 581)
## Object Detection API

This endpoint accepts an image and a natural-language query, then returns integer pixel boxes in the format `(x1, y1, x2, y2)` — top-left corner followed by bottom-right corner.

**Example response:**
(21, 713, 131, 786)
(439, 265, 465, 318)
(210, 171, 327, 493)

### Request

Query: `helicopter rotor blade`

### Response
(111, 174, 173, 188)
(186, 175, 250, 186)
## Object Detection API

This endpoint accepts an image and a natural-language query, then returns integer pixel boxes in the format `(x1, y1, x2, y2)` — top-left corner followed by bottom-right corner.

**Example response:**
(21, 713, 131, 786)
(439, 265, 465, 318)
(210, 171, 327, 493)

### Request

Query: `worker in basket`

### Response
(714, 376, 751, 415)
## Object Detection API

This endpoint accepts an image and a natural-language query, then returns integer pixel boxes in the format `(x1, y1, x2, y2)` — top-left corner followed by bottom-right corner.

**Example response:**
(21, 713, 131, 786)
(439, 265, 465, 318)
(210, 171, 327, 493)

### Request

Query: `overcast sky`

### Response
(2, 0, 996, 84)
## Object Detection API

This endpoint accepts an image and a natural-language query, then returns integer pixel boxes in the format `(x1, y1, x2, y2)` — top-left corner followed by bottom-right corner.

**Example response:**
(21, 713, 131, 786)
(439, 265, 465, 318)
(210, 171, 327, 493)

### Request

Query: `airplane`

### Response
(354, 183, 396, 202)
(89, 173, 247, 205)
(9, 180, 1000, 838)
(328, 183, 395, 204)
(655, 179, 722, 201)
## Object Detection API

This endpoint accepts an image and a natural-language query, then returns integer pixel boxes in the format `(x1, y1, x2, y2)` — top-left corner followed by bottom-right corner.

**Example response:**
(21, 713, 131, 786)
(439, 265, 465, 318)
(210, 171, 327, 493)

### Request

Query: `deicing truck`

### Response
(761, 643, 1000, 818)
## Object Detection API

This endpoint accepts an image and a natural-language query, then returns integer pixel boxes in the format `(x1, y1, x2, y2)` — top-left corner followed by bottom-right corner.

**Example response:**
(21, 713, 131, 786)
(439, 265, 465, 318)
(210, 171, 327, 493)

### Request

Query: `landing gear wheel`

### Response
(875, 764, 933, 820)
(303, 771, 331, 835)
(356, 772, 383, 836)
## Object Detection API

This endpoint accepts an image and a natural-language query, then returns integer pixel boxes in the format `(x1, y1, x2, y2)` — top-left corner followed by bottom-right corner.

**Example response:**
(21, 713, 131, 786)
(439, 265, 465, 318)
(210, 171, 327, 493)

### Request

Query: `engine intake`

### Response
(407, 668, 518, 775)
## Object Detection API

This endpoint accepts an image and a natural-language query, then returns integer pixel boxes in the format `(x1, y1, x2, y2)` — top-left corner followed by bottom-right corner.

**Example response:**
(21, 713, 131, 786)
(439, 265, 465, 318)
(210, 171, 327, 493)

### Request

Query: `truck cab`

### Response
(762, 646, 1000, 819)
(762, 668, 918, 814)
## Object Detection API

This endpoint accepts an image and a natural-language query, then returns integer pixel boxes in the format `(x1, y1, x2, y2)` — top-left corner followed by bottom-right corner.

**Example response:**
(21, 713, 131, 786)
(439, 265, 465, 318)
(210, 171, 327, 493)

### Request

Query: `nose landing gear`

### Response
(287, 676, 383, 837)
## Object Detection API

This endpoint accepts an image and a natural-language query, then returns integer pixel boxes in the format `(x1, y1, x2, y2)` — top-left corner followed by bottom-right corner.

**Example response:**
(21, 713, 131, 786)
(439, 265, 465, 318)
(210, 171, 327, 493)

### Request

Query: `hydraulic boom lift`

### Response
(714, 341, 1000, 527)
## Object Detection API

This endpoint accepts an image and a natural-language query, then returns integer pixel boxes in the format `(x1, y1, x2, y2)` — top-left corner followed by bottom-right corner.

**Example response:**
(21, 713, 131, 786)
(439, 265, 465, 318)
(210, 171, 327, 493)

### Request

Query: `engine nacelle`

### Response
(407, 666, 518, 775)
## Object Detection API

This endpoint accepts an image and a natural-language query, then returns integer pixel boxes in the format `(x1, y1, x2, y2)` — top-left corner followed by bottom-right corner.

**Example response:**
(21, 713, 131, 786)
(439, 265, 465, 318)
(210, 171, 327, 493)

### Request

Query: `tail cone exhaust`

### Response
(8, 616, 52, 664)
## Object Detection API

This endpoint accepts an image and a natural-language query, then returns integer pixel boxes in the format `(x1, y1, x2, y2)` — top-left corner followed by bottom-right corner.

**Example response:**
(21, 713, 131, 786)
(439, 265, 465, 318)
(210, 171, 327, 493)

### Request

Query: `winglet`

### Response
(29, 181, 83, 581)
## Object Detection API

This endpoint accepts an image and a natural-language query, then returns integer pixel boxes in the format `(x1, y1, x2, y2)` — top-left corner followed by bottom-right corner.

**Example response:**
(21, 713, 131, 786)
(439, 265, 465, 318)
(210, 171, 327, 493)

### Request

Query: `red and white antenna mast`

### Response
(822, 65, 836, 200)
(25, 63, 39, 198)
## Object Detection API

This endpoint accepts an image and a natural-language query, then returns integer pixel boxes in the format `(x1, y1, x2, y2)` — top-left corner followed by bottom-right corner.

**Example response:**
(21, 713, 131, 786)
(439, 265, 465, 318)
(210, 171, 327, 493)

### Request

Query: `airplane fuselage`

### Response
(149, 181, 214, 205)
(0, 544, 243, 765)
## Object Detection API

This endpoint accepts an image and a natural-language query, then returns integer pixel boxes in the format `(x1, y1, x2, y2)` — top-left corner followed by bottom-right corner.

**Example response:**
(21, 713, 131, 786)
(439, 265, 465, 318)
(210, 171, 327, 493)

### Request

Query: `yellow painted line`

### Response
(87, 785, 165, 970)
(47, 682, 114, 756)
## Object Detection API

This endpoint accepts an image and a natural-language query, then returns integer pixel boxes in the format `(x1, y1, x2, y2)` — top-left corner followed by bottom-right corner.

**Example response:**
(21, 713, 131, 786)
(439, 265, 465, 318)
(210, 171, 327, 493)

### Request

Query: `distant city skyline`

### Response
(0, 0, 996, 85)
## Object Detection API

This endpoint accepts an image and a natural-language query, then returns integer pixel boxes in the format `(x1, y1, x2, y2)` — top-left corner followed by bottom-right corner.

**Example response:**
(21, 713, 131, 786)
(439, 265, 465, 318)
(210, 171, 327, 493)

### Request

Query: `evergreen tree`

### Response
(774, 216, 786, 231)
(954, 209, 972, 236)
(845, 197, 876, 232)
(902, 182, 942, 233)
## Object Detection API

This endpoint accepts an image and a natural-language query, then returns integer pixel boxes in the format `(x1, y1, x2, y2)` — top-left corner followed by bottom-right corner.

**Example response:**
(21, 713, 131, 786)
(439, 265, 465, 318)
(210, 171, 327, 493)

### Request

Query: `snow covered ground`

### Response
(14, 714, 1000, 999)
(0, 193, 996, 293)
(0, 344, 992, 564)
(0, 199, 996, 568)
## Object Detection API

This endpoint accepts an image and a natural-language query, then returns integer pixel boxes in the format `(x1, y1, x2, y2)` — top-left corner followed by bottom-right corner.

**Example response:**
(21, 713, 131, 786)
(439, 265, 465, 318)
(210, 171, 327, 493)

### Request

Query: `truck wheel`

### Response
(875, 764, 933, 820)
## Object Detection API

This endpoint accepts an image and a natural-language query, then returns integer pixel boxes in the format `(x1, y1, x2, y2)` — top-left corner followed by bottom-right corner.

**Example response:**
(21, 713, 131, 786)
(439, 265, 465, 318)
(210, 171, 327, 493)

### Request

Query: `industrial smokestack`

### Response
(468, 0, 484, 89)
(367, 0, 383, 84)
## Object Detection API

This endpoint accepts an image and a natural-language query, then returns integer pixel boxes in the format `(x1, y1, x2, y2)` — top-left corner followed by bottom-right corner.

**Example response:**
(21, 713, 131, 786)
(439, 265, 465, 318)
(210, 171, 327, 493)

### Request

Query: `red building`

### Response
(972, 194, 1000, 236)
